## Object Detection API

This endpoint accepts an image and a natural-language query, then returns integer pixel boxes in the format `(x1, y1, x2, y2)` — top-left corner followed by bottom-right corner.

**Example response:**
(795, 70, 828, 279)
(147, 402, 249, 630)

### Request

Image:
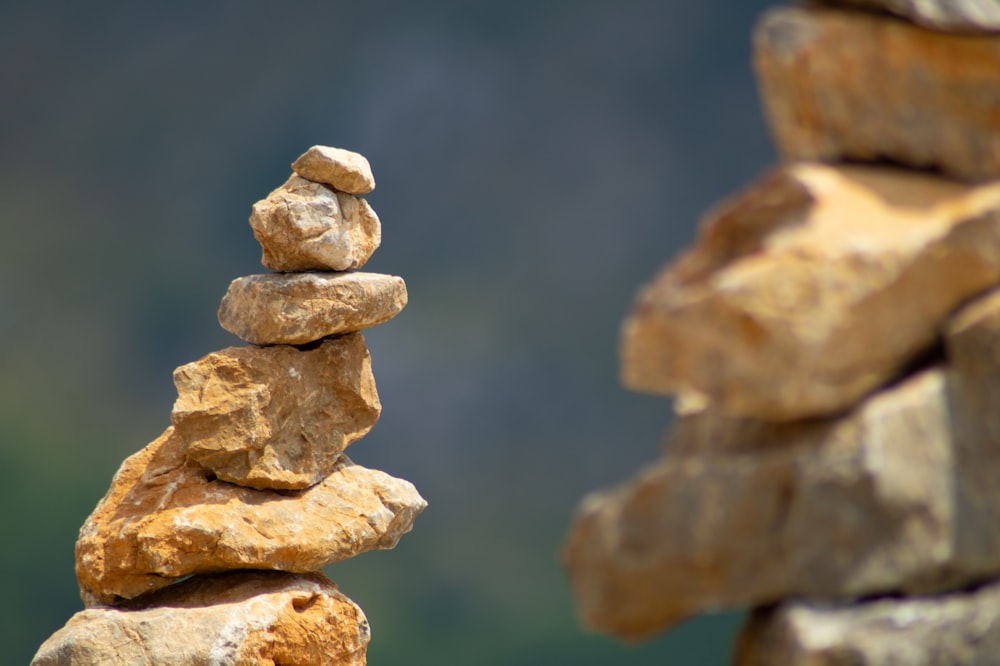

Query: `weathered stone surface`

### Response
(621, 163, 1000, 420)
(33, 571, 369, 666)
(734, 578, 1000, 665)
(218, 272, 408, 346)
(76, 428, 426, 606)
(292, 145, 375, 195)
(565, 348, 1000, 640)
(171, 334, 380, 490)
(755, 5, 1000, 181)
(250, 175, 381, 271)
(831, 0, 1000, 32)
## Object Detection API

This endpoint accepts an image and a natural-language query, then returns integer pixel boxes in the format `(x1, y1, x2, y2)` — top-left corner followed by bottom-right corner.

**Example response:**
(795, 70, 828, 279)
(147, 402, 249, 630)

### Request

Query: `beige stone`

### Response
(755, 5, 1000, 181)
(292, 145, 375, 195)
(734, 578, 1000, 665)
(621, 163, 1000, 420)
(32, 571, 369, 666)
(250, 175, 380, 271)
(76, 428, 426, 606)
(567, 308, 1000, 643)
(833, 0, 1000, 32)
(218, 272, 408, 346)
(171, 334, 380, 489)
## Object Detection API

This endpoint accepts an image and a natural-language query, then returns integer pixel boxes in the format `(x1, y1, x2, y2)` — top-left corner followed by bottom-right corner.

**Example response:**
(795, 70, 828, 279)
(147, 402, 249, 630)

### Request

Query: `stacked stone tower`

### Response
(565, 3, 1000, 663)
(33, 146, 426, 665)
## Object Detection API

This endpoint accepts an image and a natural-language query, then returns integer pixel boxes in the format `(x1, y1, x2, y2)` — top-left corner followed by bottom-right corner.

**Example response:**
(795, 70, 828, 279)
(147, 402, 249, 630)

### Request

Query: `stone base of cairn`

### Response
(33, 146, 426, 666)
(565, 3, 1000, 663)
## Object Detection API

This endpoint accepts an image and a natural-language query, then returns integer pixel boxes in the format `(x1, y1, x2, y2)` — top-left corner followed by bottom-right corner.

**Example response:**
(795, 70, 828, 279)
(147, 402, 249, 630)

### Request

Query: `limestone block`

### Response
(35, 571, 367, 665)
(76, 428, 427, 606)
(171, 334, 380, 490)
(292, 145, 375, 195)
(832, 0, 1000, 32)
(755, 5, 1000, 181)
(621, 163, 1000, 420)
(218, 272, 407, 346)
(33, 571, 369, 666)
(250, 175, 380, 271)
(734, 578, 1000, 665)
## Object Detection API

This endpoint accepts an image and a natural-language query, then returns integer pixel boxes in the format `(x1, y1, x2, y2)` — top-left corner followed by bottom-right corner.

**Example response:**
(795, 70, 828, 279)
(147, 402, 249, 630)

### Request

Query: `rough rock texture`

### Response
(218, 272, 408, 346)
(33, 571, 369, 666)
(565, 355, 1000, 640)
(621, 163, 1000, 420)
(172, 334, 380, 490)
(76, 428, 427, 606)
(250, 175, 381, 271)
(292, 145, 375, 195)
(831, 0, 1000, 32)
(755, 5, 1000, 181)
(734, 578, 1000, 665)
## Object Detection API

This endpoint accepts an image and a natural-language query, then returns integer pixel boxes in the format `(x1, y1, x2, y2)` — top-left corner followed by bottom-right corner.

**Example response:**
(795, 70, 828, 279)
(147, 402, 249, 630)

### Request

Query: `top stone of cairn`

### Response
(292, 145, 375, 195)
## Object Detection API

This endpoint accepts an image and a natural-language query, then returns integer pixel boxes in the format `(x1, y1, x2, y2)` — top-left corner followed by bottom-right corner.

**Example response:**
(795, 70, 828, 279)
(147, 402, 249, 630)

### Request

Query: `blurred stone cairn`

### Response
(33, 146, 426, 665)
(564, 2, 1000, 663)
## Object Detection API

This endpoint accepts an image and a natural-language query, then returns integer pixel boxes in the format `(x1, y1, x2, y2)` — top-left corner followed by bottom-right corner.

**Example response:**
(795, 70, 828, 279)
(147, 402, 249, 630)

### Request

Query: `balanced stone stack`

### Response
(564, 3, 1000, 663)
(33, 146, 426, 665)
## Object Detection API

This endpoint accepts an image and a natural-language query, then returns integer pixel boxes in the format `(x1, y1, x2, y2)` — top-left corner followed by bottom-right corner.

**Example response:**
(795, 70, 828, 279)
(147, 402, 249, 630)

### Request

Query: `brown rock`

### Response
(292, 145, 375, 195)
(734, 578, 1000, 665)
(754, 5, 1000, 181)
(565, 360, 1000, 640)
(218, 272, 408, 346)
(76, 428, 427, 606)
(32, 571, 369, 666)
(250, 175, 381, 271)
(171, 334, 380, 490)
(831, 0, 1000, 32)
(621, 163, 1000, 420)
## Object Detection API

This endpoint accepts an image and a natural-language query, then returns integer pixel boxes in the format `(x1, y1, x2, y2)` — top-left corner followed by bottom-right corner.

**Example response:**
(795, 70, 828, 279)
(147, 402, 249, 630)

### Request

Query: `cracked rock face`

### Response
(75, 427, 427, 606)
(32, 571, 370, 666)
(250, 175, 381, 271)
(291, 145, 375, 195)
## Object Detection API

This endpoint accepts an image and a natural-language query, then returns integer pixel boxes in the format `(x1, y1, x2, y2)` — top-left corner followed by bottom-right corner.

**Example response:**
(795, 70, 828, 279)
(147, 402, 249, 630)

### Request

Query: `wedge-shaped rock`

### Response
(76, 428, 426, 606)
(218, 272, 407, 346)
(621, 163, 1000, 420)
(250, 175, 381, 271)
(171, 334, 380, 490)
(33, 571, 369, 666)
(834, 0, 1000, 31)
(292, 145, 375, 195)
(755, 5, 1000, 181)
(734, 578, 1000, 665)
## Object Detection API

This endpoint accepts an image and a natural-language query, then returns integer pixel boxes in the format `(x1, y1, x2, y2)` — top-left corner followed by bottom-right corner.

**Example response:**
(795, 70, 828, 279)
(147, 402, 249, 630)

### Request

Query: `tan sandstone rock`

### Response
(33, 571, 369, 666)
(171, 334, 380, 490)
(755, 5, 1000, 181)
(218, 272, 408, 346)
(831, 0, 1000, 32)
(621, 163, 1000, 420)
(292, 145, 375, 195)
(76, 428, 426, 606)
(734, 578, 1000, 665)
(250, 175, 381, 271)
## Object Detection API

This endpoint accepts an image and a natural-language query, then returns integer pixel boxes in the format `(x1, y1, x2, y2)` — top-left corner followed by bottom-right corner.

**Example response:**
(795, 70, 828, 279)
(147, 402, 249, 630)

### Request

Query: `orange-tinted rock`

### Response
(292, 145, 375, 195)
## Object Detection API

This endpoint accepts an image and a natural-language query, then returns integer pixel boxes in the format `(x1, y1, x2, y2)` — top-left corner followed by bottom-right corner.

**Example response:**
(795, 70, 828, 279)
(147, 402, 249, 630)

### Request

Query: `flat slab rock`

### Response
(734, 577, 1000, 665)
(33, 571, 369, 666)
(76, 427, 426, 606)
(292, 145, 375, 195)
(621, 163, 1000, 420)
(755, 5, 1000, 181)
(172, 334, 380, 490)
(567, 286, 1000, 640)
(250, 175, 381, 272)
(218, 272, 407, 346)
(829, 0, 1000, 32)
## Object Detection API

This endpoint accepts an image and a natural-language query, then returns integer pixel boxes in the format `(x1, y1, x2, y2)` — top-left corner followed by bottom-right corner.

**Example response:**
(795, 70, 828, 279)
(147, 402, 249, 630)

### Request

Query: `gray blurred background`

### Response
(1, 1, 775, 663)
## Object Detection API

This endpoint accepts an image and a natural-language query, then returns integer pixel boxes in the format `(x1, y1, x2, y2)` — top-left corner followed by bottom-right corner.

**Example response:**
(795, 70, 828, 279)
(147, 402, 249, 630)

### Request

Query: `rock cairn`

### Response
(33, 145, 426, 666)
(564, 3, 1000, 663)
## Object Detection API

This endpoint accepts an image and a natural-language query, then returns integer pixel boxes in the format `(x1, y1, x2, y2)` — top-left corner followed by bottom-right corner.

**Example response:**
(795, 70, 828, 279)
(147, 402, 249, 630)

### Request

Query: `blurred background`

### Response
(1, 1, 776, 663)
